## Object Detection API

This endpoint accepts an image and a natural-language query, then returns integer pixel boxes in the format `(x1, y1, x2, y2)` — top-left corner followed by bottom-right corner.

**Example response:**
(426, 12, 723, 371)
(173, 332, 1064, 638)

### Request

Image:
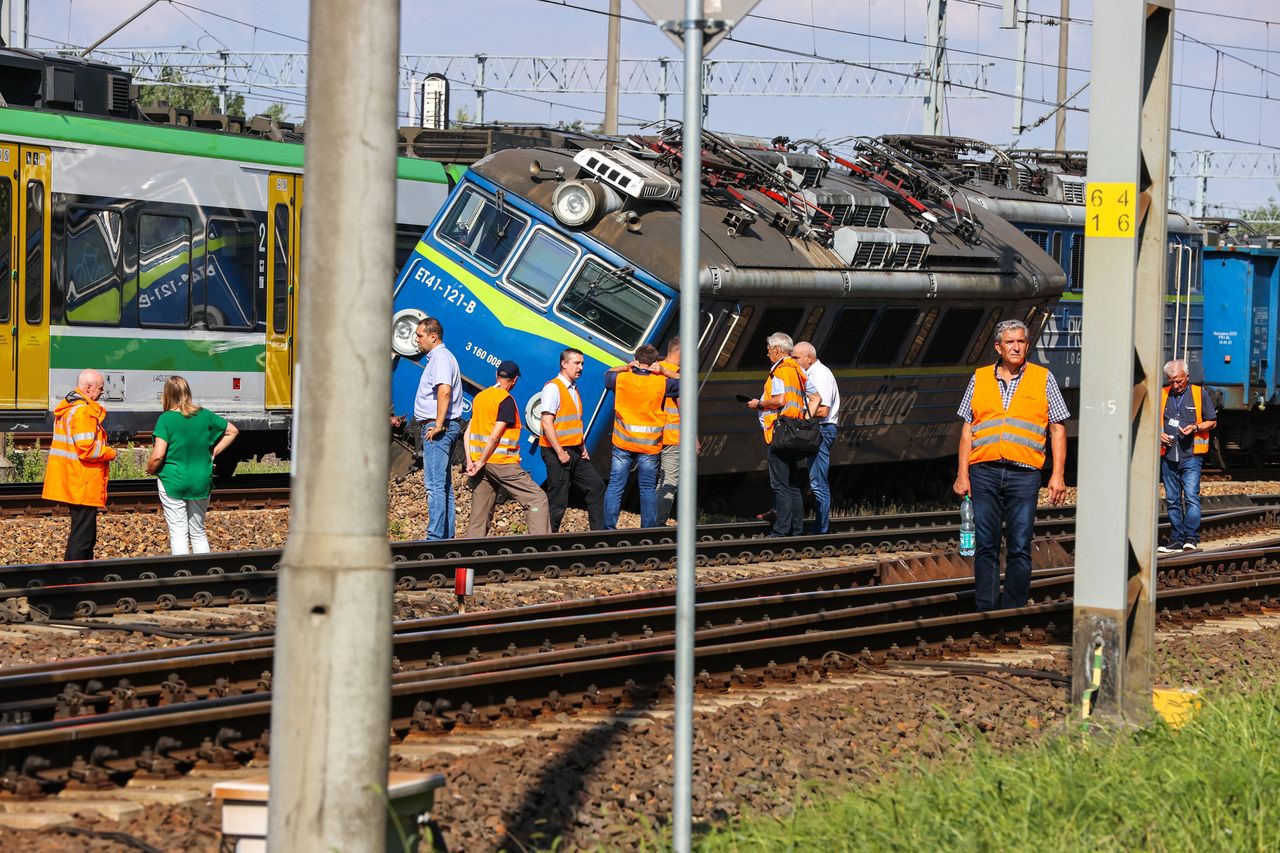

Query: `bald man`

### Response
(794, 342, 839, 534)
(43, 369, 117, 560)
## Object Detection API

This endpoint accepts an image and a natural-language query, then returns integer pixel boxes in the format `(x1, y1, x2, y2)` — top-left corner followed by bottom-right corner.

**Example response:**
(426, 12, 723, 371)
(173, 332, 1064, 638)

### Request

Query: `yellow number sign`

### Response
(1085, 182, 1137, 238)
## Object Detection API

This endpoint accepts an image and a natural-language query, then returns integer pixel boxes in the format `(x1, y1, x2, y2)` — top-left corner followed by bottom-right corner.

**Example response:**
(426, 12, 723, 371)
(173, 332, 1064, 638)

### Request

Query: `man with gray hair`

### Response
(747, 331, 813, 537)
(42, 369, 118, 560)
(1158, 358, 1215, 553)
(954, 319, 1069, 611)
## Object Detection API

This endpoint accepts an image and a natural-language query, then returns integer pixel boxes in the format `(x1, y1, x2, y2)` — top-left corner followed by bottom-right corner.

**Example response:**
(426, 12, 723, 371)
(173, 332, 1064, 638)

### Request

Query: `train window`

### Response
(737, 306, 806, 370)
(858, 307, 919, 366)
(715, 304, 752, 369)
(24, 181, 44, 325)
(1068, 234, 1085, 290)
(138, 214, 192, 327)
(1051, 232, 1063, 264)
(797, 306, 825, 346)
(922, 307, 985, 366)
(0, 179, 9, 323)
(437, 185, 527, 272)
(903, 307, 940, 366)
(64, 206, 124, 325)
(203, 218, 256, 330)
(967, 308, 1002, 364)
(1025, 230, 1048, 253)
(272, 204, 290, 334)
(555, 258, 663, 350)
(821, 307, 876, 368)
(506, 229, 579, 304)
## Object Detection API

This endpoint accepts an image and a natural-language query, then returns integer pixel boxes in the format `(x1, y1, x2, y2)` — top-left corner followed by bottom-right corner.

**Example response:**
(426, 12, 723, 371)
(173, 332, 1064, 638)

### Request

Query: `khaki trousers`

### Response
(465, 462, 551, 537)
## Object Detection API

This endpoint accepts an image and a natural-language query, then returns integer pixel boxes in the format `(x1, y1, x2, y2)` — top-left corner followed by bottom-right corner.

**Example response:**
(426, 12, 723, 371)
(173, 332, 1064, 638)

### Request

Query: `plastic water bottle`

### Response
(959, 495, 976, 557)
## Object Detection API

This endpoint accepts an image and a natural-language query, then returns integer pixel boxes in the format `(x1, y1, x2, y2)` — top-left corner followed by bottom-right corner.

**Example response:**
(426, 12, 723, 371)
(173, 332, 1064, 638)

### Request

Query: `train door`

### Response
(0, 143, 51, 410)
(265, 173, 302, 409)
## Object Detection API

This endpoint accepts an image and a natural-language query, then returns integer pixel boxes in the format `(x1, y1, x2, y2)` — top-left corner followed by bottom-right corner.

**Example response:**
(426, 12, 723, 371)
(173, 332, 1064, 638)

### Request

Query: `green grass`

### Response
(234, 455, 292, 475)
(694, 682, 1280, 853)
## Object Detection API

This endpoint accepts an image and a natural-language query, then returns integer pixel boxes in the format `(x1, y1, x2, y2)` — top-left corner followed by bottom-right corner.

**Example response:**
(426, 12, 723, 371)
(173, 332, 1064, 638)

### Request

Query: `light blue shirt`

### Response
(414, 343, 464, 421)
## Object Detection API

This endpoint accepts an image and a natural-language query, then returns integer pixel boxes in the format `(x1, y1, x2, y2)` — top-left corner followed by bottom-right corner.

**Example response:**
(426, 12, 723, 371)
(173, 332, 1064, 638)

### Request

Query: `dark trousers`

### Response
(65, 504, 99, 561)
(969, 462, 1041, 611)
(766, 445, 806, 536)
(541, 445, 605, 531)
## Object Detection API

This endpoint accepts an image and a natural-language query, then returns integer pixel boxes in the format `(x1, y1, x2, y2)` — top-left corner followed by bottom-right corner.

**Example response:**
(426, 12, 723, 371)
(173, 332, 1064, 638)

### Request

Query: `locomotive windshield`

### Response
(506, 230, 578, 303)
(439, 185, 527, 271)
(555, 258, 663, 350)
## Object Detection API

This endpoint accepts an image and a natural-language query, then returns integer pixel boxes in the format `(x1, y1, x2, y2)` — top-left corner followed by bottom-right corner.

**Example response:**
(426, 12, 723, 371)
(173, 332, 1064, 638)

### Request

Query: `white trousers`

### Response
(157, 480, 211, 555)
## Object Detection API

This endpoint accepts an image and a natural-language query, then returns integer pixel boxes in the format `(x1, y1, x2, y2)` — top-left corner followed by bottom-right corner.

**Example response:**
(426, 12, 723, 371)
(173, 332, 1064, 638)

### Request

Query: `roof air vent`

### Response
(571, 148, 681, 203)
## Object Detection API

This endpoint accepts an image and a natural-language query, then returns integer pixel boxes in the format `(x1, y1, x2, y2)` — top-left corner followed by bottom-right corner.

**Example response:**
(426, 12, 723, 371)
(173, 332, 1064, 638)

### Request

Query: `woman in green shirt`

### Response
(145, 376, 239, 554)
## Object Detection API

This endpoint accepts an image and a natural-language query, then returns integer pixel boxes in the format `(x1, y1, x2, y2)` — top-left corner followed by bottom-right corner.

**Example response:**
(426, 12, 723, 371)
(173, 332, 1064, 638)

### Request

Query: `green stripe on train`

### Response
(51, 334, 265, 372)
(0, 107, 451, 183)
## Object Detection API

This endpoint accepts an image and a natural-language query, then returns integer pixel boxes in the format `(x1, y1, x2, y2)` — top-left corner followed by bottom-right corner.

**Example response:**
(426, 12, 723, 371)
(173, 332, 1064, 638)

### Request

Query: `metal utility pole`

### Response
(1192, 150, 1210, 218)
(1054, 0, 1070, 148)
(924, 0, 947, 134)
(1012, 0, 1029, 132)
(217, 50, 230, 115)
(267, 0, 399, 849)
(2, 0, 28, 49)
(604, 0, 622, 134)
(1072, 0, 1174, 725)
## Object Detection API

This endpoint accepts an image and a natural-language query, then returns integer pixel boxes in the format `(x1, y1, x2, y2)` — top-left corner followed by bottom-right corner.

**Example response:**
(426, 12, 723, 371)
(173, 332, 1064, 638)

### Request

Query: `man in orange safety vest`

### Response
(1158, 358, 1216, 553)
(43, 369, 117, 560)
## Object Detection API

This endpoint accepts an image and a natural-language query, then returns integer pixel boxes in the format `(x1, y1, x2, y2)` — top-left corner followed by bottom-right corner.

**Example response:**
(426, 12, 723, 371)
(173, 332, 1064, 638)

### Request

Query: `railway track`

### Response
(0, 496, 1271, 622)
(0, 474, 292, 517)
(0, 536, 1278, 795)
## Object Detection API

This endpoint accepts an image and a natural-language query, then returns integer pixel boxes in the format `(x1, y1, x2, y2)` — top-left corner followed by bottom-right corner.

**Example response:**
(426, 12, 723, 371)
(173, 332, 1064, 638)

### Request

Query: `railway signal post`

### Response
(1072, 0, 1174, 724)
(267, 0, 400, 849)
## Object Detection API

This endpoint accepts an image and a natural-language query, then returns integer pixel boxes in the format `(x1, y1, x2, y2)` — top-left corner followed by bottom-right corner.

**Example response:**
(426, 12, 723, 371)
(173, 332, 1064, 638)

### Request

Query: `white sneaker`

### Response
(1157, 543, 1181, 554)
(1183, 542, 1198, 551)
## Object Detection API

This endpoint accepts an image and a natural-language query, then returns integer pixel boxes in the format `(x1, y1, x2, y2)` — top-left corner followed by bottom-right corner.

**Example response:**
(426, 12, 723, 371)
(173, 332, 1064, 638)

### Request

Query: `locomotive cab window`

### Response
(203, 218, 256, 330)
(505, 229, 579, 304)
(555, 258, 663, 351)
(138, 213, 192, 328)
(63, 206, 124, 326)
(437, 185, 527, 272)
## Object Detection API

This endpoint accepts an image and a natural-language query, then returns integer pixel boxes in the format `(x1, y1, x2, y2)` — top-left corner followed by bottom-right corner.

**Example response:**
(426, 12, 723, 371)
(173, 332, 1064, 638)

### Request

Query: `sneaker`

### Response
(1182, 542, 1198, 551)
(1157, 543, 1182, 554)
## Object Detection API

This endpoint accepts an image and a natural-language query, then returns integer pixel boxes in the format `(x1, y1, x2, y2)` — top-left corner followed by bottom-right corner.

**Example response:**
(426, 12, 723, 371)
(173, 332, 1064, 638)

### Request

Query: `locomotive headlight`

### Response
(391, 308, 428, 357)
(552, 181, 598, 227)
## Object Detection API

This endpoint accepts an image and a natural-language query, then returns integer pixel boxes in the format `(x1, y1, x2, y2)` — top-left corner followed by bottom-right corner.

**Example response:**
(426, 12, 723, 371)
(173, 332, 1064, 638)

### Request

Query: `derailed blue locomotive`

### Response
(388, 128, 1065, 486)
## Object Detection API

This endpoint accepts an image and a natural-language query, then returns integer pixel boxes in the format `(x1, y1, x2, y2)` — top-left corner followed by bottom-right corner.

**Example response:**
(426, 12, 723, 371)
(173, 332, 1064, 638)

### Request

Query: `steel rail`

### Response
(0, 474, 293, 517)
(3, 504, 1274, 622)
(2, 554, 1278, 782)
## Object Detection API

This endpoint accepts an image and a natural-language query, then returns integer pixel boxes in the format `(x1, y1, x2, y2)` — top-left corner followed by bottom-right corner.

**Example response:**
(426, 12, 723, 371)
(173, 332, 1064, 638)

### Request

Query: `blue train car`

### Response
(1202, 242, 1280, 464)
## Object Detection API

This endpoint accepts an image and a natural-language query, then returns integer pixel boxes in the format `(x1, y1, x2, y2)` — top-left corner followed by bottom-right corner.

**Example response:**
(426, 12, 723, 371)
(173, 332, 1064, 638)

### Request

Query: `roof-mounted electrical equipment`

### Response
(832, 227, 931, 270)
(571, 148, 681, 203)
(745, 150, 828, 189)
(800, 188, 889, 228)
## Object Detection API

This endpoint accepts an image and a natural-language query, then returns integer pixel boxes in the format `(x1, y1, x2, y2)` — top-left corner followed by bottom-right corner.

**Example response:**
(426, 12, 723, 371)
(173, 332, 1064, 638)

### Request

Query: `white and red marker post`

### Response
(454, 567, 474, 613)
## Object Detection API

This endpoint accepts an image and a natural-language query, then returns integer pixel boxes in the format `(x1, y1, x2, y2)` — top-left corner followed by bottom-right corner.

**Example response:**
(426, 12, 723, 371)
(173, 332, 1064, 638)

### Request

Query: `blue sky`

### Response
(24, 0, 1280, 213)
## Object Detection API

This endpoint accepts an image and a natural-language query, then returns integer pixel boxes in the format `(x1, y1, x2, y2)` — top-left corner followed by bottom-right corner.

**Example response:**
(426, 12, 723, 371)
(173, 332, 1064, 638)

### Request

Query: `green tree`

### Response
(262, 102, 289, 122)
(139, 66, 245, 115)
(1241, 198, 1280, 232)
(454, 105, 472, 125)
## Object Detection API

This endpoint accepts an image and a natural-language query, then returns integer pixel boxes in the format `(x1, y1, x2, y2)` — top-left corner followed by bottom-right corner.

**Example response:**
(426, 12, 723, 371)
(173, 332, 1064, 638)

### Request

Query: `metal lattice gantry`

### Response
(1170, 150, 1280, 217)
(86, 49, 993, 122)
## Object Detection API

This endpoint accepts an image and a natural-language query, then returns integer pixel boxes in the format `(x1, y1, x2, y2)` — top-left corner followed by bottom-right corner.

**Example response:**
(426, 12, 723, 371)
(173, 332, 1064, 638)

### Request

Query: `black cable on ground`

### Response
(48, 619, 271, 639)
(54, 825, 166, 853)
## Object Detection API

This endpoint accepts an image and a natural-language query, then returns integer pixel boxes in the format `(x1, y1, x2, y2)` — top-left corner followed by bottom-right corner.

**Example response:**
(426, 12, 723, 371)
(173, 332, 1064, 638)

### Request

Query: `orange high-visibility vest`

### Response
(42, 393, 117, 508)
(659, 359, 680, 445)
(612, 370, 667, 454)
(761, 357, 808, 445)
(467, 386, 522, 464)
(1160, 384, 1211, 456)
(969, 362, 1050, 468)
(538, 377, 584, 448)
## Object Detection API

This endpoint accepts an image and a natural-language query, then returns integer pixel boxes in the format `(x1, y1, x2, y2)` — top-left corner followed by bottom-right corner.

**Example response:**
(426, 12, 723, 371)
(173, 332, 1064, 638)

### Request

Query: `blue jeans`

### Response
(604, 446, 660, 529)
(422, 420, 462, 540)
(1161, 454, 1203, 546)
(809, 423, 838, 534)
(969, 462, 1041, 611)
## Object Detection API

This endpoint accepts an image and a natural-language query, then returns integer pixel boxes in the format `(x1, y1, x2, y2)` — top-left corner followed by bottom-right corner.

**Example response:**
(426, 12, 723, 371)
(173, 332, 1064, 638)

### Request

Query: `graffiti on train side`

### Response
(838, 384, 920, 441)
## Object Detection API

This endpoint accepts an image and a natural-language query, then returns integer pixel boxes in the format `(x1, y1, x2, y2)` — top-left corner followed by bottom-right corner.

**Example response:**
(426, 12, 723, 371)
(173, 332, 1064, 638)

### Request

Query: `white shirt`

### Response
(413, 343, 464, 421)
(540, 374, 582, 417)
(805, 359, 840, 426)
